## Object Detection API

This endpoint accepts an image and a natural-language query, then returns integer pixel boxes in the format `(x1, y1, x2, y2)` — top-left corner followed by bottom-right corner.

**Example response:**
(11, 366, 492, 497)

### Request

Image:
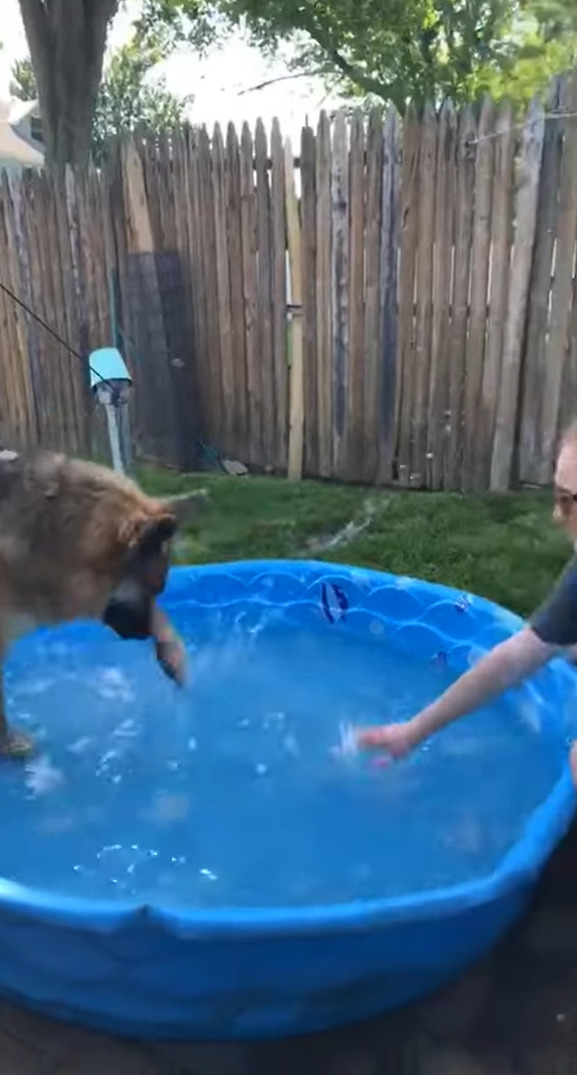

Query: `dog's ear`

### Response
(117, 510, 177, 555)
(138, 513, 177, 556)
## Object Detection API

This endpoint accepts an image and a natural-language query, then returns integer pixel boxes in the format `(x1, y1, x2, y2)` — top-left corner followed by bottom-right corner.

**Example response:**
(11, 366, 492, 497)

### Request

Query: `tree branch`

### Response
(293, 13, 406, 112)
(323, 44, 404, 109)
(237, 69, 328, 95)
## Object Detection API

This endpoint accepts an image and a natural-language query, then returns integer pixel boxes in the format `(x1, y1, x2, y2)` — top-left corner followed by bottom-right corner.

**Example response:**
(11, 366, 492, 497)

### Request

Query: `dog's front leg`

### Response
(0, 663, 34, 760)
(151, 604, 187, 686)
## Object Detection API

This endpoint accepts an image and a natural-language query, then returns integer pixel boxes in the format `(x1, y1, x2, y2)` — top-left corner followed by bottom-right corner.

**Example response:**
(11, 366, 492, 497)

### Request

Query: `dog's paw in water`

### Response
(0, 728, 35, 760)
(155, 635, 187, 687)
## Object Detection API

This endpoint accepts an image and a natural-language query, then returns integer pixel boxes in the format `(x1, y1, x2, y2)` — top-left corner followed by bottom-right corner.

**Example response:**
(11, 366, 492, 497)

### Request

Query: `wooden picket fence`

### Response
(0, 70, 577, 490)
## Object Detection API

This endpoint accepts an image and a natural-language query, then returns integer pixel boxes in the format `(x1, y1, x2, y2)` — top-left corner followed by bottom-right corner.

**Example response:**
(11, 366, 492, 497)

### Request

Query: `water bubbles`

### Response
(331, 722, 358, 761)
(518, 697, 542, 734)
(25, 755, 65, 797)
(73, 864, 93, 877)
(18, 677, 52, 697)
(67, 736, 93, 756)
(283, 733, 300, 757)
(200, 867, 217, 882)
(94, 667, 135, 704)
(467, 645, 485, 668)
(187, 737, 198, 752)
(394, 576, 413, 590)
(255, 763, 269, 777)
(95, 748, 121, 778)
(113, 719, 138, 739)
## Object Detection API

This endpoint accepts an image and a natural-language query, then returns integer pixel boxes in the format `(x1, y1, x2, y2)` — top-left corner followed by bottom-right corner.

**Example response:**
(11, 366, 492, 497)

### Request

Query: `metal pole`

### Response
(104, 401, 125, 474)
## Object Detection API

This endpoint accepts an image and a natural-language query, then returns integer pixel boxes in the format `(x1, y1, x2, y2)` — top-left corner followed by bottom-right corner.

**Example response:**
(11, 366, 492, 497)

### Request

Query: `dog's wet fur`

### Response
(0, 451, 178, 755)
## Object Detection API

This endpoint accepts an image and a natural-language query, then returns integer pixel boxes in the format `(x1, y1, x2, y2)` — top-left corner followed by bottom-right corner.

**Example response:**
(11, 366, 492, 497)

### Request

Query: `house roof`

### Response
(8, 98, 39, 125)
(0, 98, 44, 167)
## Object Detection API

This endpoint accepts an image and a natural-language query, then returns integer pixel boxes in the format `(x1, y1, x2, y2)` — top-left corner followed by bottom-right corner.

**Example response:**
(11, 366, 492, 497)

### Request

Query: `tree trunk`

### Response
(18, 0, 119, 169)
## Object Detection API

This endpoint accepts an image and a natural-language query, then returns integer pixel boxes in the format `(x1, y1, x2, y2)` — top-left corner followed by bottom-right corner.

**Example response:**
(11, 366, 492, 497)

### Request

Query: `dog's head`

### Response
(103, 507, 177, 640)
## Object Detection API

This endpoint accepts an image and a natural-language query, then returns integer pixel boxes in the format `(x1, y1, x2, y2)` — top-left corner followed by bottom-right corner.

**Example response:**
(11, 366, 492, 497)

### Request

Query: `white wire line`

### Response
(468, 108, 577, 146)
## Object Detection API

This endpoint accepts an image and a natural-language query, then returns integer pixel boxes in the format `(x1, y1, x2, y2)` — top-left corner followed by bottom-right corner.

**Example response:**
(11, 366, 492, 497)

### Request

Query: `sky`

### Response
(0, 0, 346, 144)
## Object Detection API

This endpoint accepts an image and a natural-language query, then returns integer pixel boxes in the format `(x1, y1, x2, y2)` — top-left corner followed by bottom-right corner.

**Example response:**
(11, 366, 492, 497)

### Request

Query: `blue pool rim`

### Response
(0, 559, 574, 940)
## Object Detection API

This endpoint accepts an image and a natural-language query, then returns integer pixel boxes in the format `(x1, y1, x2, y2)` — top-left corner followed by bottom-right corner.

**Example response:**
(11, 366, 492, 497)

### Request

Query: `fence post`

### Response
(285, 138, 304, 482)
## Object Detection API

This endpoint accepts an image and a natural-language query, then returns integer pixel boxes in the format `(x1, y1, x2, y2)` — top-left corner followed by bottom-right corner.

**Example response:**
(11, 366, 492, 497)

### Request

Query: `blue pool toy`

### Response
(0, 560, 574, 1040)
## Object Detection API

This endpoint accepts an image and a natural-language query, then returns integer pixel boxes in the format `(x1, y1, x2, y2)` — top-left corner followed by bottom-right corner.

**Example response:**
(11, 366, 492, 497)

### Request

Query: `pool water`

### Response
(0, 602, 566, 908)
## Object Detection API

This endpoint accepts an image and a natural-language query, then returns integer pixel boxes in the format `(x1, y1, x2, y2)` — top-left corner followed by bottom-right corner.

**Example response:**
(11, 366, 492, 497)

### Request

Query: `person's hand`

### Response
(155, 634, 187, 687)
(354, 721, 417, 759)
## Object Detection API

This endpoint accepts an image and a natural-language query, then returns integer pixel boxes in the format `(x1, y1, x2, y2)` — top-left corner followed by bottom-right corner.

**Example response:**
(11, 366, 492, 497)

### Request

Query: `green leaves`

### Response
(10, 57, 37, 102)
(11, 35, 191, 165)
(92, 39, 191, 162)
(210, 0, 577, 110)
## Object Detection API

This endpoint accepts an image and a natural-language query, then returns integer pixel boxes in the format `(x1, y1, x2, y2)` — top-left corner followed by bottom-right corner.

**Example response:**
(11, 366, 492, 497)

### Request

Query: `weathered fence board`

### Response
(446, 105, 476, 489)
(347, 110, 366, 483)
(225, 122, 248, 460)
(212, 123, 234, 456)
(331, 110, 349, 480)
(270, 117, 288, 471)
(255, 118, 275, 470)
(537, 72, 577, 484)
(463, 97, 494, 490)
(300, 123, 318, 477)
(412, 102, 437, 487)
(428, 100, 455, 490)
(377, 109, 400, 484)
(240, 122, 261, 468)
(363, 111, 383, 485)
(491, 98, 545, 490)
(396, 105, 420, 487)
(476, 100, 514, 490)
(315, 111, 333, 478)
(285, 138, 304, 482)
(519, 77, 565, 484)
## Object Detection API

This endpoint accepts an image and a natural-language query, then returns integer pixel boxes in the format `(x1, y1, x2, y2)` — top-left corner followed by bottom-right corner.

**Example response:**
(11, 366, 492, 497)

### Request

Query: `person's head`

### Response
(554, 421, 577, 540)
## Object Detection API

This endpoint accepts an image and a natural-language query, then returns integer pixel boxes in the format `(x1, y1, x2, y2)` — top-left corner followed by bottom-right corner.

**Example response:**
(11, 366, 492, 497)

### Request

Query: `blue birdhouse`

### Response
(89, 347, 132, 406)
(89, 347, 133, 474)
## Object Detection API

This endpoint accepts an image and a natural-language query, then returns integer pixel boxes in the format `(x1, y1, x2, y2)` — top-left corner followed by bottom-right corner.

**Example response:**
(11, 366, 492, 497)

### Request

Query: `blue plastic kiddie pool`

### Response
(0, 561, 573, 1039)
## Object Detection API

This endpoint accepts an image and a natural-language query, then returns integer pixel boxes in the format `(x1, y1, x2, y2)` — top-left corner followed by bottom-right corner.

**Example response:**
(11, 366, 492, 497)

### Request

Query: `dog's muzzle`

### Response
(102, 580, 153, 641)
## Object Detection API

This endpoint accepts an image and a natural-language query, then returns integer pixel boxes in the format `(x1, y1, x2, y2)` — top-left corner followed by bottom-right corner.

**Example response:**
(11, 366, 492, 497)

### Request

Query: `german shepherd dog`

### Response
(0, 450, 186, 758)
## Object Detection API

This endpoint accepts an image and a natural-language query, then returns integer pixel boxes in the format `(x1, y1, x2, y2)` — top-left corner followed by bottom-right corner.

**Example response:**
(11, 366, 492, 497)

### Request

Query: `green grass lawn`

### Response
(140, 468, 569, 619)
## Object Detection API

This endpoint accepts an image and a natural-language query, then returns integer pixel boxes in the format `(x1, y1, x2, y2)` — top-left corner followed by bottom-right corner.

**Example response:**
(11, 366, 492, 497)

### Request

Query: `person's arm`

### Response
(151, 603, 187, 686)
(357, 628, 556, 755)
(409, 628, 554, 743)
(358, 556, 577, 758)
(378, 627, 554, 752)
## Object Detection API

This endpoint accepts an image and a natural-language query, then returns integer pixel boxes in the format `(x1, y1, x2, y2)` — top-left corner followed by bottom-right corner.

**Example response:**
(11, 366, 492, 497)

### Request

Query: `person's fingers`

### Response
(371, 755, 393, 769)
(355, 727, 390, 749)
